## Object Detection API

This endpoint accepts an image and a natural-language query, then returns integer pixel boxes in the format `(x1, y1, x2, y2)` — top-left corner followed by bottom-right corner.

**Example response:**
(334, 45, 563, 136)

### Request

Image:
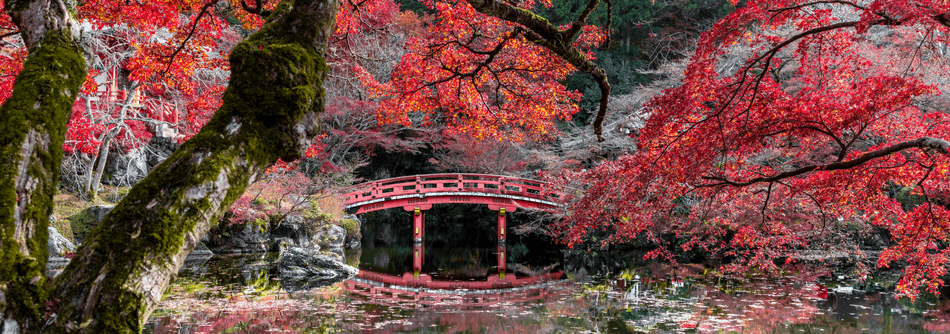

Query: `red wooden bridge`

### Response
(343, 173, 565, 242)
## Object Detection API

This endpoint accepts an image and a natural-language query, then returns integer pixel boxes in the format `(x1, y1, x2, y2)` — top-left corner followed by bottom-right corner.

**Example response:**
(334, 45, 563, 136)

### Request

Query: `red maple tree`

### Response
(558, 0, 950, 299)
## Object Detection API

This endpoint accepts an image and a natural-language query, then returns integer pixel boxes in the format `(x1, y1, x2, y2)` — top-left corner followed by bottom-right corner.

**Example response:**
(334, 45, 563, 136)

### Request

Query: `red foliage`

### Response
(429, 132, 529, 175)
(559, 0, 950, 299)
(0, 2, 24, 105)
(359, 0, 600, 142)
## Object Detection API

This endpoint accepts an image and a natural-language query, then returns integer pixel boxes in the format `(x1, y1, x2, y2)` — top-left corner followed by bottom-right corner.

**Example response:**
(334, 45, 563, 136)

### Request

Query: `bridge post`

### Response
(413, 242, 424, 277)
(497, 207, 507, 242)
(412, 207, 425, 241)
(497, 243, 507, 278)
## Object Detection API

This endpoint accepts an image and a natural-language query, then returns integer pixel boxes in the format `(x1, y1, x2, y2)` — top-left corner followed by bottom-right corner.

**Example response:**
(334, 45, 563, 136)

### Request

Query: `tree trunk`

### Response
(46, 0, 337, 332)
(87, 134, 113, 199)
(0, 0, 86, 332)
(83, 85, 137, 199)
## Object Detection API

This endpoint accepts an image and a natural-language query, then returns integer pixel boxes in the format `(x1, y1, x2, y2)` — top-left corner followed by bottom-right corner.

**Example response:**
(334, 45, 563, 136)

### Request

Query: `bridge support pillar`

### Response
(413, 243, 424, 277)
(412, 208, 425, 241)
(404, 205, 430, 242)
(497, 243, 507, 278)
(497, 208, 507, 242)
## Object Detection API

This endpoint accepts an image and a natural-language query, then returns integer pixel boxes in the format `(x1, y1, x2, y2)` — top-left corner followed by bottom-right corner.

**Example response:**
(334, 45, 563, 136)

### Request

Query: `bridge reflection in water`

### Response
(343, 173, 567, 309)
(344, 242, 565, 309)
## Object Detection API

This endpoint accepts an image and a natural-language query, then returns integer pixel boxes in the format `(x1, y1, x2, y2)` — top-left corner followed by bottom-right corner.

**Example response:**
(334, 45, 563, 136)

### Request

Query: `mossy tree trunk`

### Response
(44, 0, 338, 332)
(0, 0, 86, 332)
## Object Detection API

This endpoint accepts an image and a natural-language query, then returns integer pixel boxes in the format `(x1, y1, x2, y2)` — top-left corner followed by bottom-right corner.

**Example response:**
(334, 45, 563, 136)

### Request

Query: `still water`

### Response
(144, 244, 950, 333)
(145, 206, 950, 333)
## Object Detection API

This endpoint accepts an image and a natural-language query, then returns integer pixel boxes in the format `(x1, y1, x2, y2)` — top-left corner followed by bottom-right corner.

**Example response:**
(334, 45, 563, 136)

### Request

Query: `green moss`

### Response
(67, 207, 97, 242)
(338, 219, 361, 239)
(46, 0, 337, 331)
(50, 218, 75, 244)
(0, 28, 85, 324)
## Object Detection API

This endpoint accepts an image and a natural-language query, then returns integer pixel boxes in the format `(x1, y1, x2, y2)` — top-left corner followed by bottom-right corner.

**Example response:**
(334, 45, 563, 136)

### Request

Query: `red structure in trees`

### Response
(342, 173, 564, 242)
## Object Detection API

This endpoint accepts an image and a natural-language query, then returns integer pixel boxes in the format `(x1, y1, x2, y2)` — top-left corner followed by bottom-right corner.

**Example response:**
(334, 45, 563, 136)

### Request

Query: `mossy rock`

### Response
(50, 219, 75, 244)
(338, 218, 361, 239)
(67, 207, 99, 244)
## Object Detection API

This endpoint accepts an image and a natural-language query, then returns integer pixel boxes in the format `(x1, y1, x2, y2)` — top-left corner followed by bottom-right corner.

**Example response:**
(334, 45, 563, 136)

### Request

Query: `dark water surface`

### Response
(144, 247, 950, 333)
(145, 210, 950, 333)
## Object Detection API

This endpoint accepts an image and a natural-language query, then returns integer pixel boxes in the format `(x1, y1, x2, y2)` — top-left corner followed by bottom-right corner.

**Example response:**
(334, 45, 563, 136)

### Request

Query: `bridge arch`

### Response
(343, 173, 563, 214)
(342, 173, 565, 242)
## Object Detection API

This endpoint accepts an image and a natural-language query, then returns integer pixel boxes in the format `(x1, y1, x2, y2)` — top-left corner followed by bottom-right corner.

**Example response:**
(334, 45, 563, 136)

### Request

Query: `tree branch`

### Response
(464, 0, 611, 141)
(157, 1, 216, 79)
(699, 137, 950, 188)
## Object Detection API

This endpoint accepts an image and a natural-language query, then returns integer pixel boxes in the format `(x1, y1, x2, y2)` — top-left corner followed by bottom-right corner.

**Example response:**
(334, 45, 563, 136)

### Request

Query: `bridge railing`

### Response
(343, 173, 564, 206)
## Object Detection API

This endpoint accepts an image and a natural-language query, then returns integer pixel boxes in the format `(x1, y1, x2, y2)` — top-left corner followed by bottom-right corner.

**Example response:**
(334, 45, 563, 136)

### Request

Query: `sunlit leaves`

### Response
(560, 0, 950, 299)
(366, 0, 590, 142)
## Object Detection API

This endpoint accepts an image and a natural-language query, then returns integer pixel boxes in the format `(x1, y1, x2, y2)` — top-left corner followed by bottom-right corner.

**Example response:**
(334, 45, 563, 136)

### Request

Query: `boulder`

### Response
(103, 137, 179, 186)
(47, 227, 76, 278)
(277, 246, 358, 291)
(103, 147, 149, 186)
(340, 215, 361, 249)
(145, 136, 179, 168)
(181, 243, 214, 272)
(89, 204, 114, 223)
(271, 216, 311, 249)
(206, 215, 363, 254)
(313, 224, 346, 249)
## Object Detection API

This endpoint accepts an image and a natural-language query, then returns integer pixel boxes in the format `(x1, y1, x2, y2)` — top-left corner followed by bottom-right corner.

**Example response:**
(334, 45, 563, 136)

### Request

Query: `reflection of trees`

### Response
(573, 272, 950, 334)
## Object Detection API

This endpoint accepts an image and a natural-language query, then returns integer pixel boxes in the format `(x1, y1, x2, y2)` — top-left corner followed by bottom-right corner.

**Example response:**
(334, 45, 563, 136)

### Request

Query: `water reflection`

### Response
(145, 217, 950, 333)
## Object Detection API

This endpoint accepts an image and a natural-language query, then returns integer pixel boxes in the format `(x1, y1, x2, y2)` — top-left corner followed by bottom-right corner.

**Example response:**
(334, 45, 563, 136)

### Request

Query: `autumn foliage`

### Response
(558, 0, 950, 298)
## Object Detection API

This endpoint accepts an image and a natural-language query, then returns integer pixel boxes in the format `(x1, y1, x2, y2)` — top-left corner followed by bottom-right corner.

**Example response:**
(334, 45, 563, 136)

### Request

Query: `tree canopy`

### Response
(6, 0, 950, 332)
(0, 0, 612, 332)
(558, 0, 950, 299)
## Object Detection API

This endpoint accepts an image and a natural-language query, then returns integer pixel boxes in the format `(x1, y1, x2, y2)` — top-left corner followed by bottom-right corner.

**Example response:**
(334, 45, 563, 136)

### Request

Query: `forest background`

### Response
(4, 0, 950, 332)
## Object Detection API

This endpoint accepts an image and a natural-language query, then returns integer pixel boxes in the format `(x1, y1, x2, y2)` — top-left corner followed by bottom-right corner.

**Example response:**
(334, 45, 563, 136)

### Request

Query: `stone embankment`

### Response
(47, 206, 362, 287)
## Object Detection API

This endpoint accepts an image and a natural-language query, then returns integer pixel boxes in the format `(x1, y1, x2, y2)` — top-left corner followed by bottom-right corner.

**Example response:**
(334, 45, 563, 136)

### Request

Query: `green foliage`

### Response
(338, 218, 361, 239)
(892, 185, 928, 211)
(394, 0, 433, 15)
(67, 207, 98, 242)
(566, 53, 648, 124)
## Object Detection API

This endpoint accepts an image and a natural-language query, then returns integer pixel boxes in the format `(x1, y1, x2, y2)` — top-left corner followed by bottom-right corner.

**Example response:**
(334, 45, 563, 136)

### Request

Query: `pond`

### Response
(145, 251, 950, 332)
(145, 210, 950, 333)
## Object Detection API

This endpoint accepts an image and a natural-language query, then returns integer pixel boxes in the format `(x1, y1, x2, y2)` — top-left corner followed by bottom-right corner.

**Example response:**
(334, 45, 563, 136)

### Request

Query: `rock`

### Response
(271, 216, 311, 249)
(345, 237, 361, 250)
(145, 136, 179, 168)
(205, 215, 364, 254)
(313, 224, 346, 249)
(209, 222, 269, 254)
(48, 226, 76, 256)
(860, 227, 893, 250)
(340, 215, 362, 249)
(89, 204, 115, 223)
(47, 226, 76, 278)
(277, 246, 358, 291)
(101, 137, 179, 186)
(103, 147, 150, 186)
(189, 242, 214, 257)
(182, 243, 214, 272)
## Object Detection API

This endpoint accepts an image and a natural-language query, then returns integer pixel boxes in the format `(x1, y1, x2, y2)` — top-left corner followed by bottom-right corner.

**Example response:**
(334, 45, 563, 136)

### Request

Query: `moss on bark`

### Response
(0, 29, 85, 327)
(46, 0, 338, 332)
